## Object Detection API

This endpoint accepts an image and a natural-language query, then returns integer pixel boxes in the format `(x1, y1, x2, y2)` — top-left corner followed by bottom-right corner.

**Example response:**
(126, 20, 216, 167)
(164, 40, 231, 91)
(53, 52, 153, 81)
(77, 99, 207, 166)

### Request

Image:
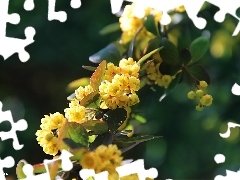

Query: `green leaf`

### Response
(66, 77, 90, 92)
(67, 92, 76, 101)
(190, 36, 210, 63)
(99, 22, 120, 35)
(159, 37, 179, 65)
(81, 120, 108, 134)
(128, 26, 144, 58)
(144, 15, 160, 36)
(16, 160, 28, 178)
(82, 66, 97, 71)
(114, 135, 161, 152)
(90, 60, 106, 90)
(179, 48, 191, 65)
(134, 114, 147, 123)
(63, 138, 86, 149)
(187, 64, 210, 85)
(70, 148, 88, 161)
(102, 108, 127, 133)
(63, 122, 89, 148)
(144, 37, 161, 54)
(159, 61, 181, 76)
(89, 43, 122, 64)
(138, 47, 162, 65)
(140, 60, 154, 72)
(89, 132, 114, 150)
(79, 91, 99, 107)
(159, 72, 182, 102)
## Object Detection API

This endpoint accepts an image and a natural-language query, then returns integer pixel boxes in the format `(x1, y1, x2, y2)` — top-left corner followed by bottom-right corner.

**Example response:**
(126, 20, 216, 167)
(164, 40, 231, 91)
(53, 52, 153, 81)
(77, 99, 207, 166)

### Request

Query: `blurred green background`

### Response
(1, 0, 240, 179)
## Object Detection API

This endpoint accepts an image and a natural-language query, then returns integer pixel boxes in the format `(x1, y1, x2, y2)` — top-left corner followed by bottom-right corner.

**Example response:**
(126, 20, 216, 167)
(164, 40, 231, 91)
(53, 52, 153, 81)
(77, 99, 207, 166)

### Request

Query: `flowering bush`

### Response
(16, 2, 213, 180)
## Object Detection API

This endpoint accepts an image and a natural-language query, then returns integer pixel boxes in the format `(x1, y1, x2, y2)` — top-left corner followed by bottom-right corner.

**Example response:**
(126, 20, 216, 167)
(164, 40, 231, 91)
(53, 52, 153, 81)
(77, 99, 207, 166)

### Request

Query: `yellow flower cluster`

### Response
(64, 99, 87, 123)
(80, 144, 123, 174)
(75, 84, 94, 101)
(36, 112, 66, 155)
(146, 62, 174, 88)
(187, 81, 213, 111)
(119, 3, 162, 44)
(99, 58, 140, 109)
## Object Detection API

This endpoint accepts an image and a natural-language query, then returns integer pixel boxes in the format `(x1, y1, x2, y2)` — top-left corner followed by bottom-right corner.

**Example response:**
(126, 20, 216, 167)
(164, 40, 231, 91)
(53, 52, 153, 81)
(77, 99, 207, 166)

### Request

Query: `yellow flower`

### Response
(80, 144, 123, 175)
(36, 129, 59, 155)
(199, 80, 208, 88)
(100, 58, 140, 109)
(64, 99, 86, 123)
(75, 85, 94, 101)
(187, 91, 196, 99)
(146, 62, 174, 88)
(80, 152, 100, 169)
(200, 94, 213, 106)
(119, 3, 162, 44)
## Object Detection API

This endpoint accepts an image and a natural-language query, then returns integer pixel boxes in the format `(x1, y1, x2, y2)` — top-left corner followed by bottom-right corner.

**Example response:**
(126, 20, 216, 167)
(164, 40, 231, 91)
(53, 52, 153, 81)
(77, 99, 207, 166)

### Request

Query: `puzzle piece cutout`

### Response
(24, 0, 81, 22)
(0, 0, 36, 62)
(80, 159, 158, 180)
(0, 101, 28, 150)
(110, 0, 240, 36)
(20, 150, 73, 180)
(214, 120, 240, 179)
(0, 156, 15, 180)
(214, 154, 240, 180)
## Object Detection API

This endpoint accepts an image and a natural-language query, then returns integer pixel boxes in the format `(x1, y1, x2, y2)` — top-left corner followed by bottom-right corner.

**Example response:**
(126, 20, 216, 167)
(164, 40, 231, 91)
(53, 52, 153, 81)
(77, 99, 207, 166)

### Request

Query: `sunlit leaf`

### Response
(81, 120, 108, 134)
(187, 64, 210, 84)
(138, 47, 162, 65)
(134, 114, 147, 123)
(90, 60, 106, 90)
(61, 122, 89, 148)
(114, 135, 161, 152)
(70, 148, 88, 161)
(159, 37, 179, 65)
(144, 15, 160, 36)
(16, 160, 28, 178)
(66, 77, 90, 92)
(102, 108, 127, 133)
(190, 36, 210, 63)
(99, 22, 120, 35)
(79, 90, 99, 107)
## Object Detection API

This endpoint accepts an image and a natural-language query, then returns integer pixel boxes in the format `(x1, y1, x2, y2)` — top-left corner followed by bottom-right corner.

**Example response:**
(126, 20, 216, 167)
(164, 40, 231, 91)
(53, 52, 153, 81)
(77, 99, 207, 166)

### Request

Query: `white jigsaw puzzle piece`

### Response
(0, 156, 15, 180)
(0, 101, 28, 150)
(79, 159, 158, 180)
(20, 150, 73, 180)
(0, 0, 36, 62)
(110, 0, 240, 36)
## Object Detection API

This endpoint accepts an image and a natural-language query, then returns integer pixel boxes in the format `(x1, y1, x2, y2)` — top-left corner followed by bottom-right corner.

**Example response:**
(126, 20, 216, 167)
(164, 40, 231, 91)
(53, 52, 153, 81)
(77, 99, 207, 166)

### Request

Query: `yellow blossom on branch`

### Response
(36, 112, 66, 155)
(99, 58, 140, 109)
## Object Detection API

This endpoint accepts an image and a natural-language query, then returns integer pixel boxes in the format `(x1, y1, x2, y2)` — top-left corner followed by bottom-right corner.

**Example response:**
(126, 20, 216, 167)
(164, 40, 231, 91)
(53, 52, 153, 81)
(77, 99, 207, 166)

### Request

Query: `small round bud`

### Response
(187, 91, 196, 99)
(196, 104, 204, 111)
(200, 94, 213, 106)
(196, 89, 204, 98)
(199, 81, 208, 88)
(45, 133, 54, 141)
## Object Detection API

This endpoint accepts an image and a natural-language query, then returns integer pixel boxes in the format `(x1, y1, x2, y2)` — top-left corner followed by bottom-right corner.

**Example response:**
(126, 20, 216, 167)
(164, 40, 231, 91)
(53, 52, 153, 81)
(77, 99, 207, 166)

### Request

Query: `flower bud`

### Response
(187, 91, 196, 99)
